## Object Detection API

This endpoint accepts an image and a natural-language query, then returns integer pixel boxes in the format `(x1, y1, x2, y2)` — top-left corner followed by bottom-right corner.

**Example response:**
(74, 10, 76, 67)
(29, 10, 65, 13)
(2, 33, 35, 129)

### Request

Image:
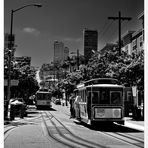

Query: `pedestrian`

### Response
(74, 90, 81, 120)
(69, 93, 75, 118)
(74, 95, 81, 119)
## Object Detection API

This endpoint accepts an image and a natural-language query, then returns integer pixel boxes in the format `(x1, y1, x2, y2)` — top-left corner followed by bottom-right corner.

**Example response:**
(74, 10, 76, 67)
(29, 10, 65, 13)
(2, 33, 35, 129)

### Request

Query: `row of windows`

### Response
(123, 35, 143, 54)
(78, 89, 122, 105)
(132, 35, 143, 49)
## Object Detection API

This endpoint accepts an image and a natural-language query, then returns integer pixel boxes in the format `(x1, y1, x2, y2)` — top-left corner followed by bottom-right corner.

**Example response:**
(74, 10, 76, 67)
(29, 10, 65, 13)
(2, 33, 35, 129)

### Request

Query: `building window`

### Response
(139, 36, 143, 47)
(132, 39, 137, 50)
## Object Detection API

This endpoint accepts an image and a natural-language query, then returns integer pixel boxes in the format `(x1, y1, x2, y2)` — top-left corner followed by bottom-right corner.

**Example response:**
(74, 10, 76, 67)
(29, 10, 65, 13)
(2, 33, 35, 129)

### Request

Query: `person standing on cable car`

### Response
(69, 93, 75, 118)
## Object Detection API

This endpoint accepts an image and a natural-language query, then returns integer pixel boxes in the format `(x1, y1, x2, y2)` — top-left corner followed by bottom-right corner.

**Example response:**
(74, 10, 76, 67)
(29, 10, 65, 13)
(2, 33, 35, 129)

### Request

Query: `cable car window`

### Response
(100, 90, 110, 104)
(92, 92, 99, 104)
(111, 91, 121, 104)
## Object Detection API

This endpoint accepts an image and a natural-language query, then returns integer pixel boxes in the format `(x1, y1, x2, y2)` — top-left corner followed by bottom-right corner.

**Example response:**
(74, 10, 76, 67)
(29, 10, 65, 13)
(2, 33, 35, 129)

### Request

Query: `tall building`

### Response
(54, 41, 64, 64)
(83, 29, 98, 63)
(64, 47, 69, 61)
(53, 41, 69, 64)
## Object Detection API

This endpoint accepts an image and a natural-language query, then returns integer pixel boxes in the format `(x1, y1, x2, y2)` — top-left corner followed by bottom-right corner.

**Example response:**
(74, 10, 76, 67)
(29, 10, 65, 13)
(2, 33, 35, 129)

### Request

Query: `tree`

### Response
(85, 48, 144, 90)
(18, 76, 39, 103)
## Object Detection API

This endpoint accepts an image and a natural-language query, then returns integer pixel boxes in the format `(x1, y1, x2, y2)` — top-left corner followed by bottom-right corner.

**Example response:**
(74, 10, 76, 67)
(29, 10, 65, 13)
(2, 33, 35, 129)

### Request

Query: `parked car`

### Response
(54, 99, 61, 105)
(9, 98, 27, 120)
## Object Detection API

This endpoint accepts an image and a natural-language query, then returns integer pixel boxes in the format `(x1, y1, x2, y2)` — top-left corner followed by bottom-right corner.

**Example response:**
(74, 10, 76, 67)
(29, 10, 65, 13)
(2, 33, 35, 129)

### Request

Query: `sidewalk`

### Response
(124, 117, 144, 131)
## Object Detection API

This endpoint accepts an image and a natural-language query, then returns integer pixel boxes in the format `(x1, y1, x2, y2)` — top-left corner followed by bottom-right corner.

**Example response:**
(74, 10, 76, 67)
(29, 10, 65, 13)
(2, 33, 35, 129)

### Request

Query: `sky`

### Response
(4, 0, 144, 67)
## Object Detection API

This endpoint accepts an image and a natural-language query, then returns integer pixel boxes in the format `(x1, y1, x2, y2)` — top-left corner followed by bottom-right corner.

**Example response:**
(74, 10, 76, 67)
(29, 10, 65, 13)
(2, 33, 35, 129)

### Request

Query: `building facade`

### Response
(64, 47, 69, 61)
(121, 30, 144, 55)
(53, 41, 69, 64)
(132, 29, 144, 53)
(121, 12, 144, 55)
(121, 31, 135, 55)
(83, 29, 98, 63)
(14, 56, 31, 68)
(54, 41, 64, 64)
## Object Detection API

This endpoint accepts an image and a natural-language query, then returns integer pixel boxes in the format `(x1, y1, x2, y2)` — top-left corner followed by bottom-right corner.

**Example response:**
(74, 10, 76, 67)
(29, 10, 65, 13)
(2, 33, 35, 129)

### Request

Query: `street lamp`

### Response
(7, 4, 42, 107)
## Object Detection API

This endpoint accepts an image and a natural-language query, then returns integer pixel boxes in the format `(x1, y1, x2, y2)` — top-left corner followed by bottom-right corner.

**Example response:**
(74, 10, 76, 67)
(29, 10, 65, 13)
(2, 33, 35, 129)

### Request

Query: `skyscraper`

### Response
(64, 47, 69, 60)
(53, 41, 69, 64)
(54, 41, 64, 64)
(83, 29, 98, 63)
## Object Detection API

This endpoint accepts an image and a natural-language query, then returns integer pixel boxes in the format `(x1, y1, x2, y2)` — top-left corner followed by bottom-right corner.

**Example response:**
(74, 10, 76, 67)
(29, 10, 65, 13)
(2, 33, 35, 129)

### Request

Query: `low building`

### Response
(121, 31, 135, 55)
(14, 56, 31, 68)
(132, 29, 144, 54)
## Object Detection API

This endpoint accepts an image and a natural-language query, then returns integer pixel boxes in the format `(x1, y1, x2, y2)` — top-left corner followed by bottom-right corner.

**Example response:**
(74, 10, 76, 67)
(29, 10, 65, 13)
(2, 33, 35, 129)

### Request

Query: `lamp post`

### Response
(7, 4, 42, 113)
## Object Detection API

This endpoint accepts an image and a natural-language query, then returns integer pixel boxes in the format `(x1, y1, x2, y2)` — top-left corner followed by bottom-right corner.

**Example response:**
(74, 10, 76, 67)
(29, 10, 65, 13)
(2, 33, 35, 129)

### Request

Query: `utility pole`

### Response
(108, 11, 132, 56)
(6, 4, 42, 119)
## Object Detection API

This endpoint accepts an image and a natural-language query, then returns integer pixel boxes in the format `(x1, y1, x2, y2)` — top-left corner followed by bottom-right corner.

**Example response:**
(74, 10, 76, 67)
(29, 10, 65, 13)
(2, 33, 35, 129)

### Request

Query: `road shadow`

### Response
(36, 107, 56, 111)
(27, 111, 40, 114)
(6, 120, 36, 127)
(73, 120, 143, 133)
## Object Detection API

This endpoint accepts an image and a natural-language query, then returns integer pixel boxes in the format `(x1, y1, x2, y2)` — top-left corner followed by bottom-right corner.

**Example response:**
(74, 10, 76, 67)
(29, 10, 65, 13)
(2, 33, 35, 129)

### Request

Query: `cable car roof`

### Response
(84, 78, 118, 85)
(77, 78, 119, 88)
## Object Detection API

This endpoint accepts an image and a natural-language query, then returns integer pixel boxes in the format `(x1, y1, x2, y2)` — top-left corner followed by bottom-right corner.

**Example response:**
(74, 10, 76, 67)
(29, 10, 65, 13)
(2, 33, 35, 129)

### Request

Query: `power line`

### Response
(98, 20, 109, 36)
(108, 11, 132, 56)
(98, 20, 114, 41)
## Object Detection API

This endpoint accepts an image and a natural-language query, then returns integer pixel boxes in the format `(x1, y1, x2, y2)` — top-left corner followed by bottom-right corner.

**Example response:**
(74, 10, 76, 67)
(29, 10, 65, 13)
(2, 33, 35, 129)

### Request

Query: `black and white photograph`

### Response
(3, 0, 146, 148)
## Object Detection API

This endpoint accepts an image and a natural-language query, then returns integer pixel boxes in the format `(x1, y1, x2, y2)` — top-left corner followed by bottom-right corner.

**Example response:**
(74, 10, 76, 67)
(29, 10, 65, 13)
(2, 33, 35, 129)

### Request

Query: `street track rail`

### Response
(116, 132, 144, 143)
(41, 111, 77, 148)
(4, 112, 42, 141)
(4, 126, 19, 141)
(98, 131, 144, 148)
(42, 111, 108, 148)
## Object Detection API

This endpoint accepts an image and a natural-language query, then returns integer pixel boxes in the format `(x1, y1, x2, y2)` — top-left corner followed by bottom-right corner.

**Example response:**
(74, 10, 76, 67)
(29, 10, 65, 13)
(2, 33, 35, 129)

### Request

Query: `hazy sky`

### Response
(4, 0, 144, 67)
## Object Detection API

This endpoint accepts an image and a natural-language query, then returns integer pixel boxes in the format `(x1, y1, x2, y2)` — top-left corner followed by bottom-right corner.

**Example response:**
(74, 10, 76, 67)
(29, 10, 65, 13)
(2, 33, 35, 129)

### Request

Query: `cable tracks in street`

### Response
(42, 110, 144, 148)
(41, 111, 108, 148)
(97, 131, 144, 148)
(4, 113, 42, 141)
(23, 114, 42, 123)
(4, 126, 17, 141)
(116, 132, 144, 143)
